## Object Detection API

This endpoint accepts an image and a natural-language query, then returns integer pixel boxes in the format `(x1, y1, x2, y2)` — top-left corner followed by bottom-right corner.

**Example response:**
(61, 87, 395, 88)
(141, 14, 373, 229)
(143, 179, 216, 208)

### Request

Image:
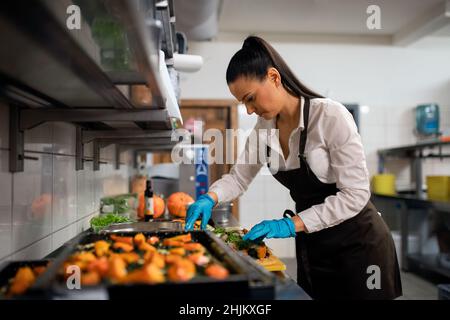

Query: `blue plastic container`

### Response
(416, 104, 440, 135)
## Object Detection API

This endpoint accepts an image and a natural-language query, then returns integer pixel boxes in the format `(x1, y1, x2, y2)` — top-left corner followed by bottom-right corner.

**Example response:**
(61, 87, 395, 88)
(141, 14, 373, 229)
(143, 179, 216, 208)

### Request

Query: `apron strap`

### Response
(298, 97, 310, 158)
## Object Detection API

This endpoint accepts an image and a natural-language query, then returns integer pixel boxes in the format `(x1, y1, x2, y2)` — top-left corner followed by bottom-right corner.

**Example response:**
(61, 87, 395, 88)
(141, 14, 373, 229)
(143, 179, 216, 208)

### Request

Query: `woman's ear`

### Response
(267, 67, 281, 87)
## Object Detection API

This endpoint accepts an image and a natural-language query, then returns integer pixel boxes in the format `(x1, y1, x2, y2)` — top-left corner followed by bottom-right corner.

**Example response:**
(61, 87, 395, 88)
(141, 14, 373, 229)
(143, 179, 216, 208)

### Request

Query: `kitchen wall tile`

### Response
(52, 122, 76, 156)
(12, 153, 52, 252)
(52, 223, 77, 250)
(76, 212, 97, 234)
(83, 141, 94, 159)
(0, 102, 9, 149)
(386, 106, 415, 126)
(52, 155, 77, 231)
(0, 255, 12, 265)
(0, 151, 12, 260)
(386, 126, 416, 148)
(24, 123, 53, 153)
(13, 235, 52, 260)
(360, 125, 386, 147)
(359, 106, 386, 127)
(101, 144, 116, 162)
(441, 105, 450, 127)
(265, 238, 290, 258)
(238, 201, 264, 229)
(264, 201, 292, 220)
(99, 164, 129, 197)
(77, 161, 95, 219)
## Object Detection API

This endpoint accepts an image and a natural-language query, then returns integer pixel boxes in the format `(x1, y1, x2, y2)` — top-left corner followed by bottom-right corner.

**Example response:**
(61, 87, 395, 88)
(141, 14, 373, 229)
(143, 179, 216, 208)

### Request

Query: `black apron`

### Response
(267, 97, 402, 300)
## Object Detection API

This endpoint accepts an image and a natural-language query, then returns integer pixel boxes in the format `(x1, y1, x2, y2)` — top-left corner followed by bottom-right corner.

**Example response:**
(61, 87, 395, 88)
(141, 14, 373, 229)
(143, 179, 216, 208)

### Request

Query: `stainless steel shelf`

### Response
(378, 140, 450, 157)
(408, 254, 450, 279)
(377, 140, 450, 198)
(1, 1, 184, 172)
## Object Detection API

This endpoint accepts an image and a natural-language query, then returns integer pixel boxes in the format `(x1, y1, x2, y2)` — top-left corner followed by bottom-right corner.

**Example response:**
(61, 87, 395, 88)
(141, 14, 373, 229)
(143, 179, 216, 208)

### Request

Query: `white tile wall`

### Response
(13, 235, 52, 260)
(77, 161, 96, 219)
(52, 155, 77, 231)
(12, 153, 53, 252)
(52, 223, 77, 250)
(0, 151, 12, 260)
(0, 104, 136, 260)
(24, 123, 53, 153)
(53, 122, 76, 156)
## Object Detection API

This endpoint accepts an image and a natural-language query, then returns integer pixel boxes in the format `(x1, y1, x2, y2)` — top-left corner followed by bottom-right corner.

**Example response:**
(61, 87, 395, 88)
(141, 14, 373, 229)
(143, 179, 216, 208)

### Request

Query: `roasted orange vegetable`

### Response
(162, 239, 185, 247)
(166, 233, 192, 243)
(86, 257, 109, 276)
(187, 252, 210, 266)
(108, 256, 127, 281)
(256, 245, 267, 259)
(169, 247, 186, 256)
(115, 252, 140, 264)
(32, 265, 47, 276)
(81, 271, 101, 286)
(147, 236, 160, 245)
(182, 242, 204, 252)
(110, 235, 133, 245)
(121, 263, 164, 284)
(165, 254, 183, 264)
(205, 264, 229, 280)
(167, 259, 196, 282)
(112, 242, 134, 253)
(151, 252, 165, 269)
(138, 242, 156, 253)
(133, 233, 146, 246)
(94, 240, 110, 257)
(72, 251, 97, 263)
(9, 267, 36, 296)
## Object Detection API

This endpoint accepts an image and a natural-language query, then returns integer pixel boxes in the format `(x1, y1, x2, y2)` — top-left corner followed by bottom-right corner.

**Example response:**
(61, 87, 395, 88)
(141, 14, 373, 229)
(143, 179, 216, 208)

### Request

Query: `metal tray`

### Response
(32, 230, 275, 299)
(0, 260, 51, 299)
(98, 221, 183, 233)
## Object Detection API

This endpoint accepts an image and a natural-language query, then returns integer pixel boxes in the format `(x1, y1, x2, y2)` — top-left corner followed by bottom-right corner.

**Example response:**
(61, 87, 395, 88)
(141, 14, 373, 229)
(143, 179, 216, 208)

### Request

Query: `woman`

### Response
(185, 36, 402, 300)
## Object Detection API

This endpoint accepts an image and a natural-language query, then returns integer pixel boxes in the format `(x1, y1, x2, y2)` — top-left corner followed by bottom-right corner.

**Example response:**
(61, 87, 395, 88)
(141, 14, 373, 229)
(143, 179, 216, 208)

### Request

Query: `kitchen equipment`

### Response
(31, 230, 275, 299)
(98, 221, 183, 233)
(211, 202, 233, 225)
(416, 104, 440, 136)
(371, 174, 396, 196)
(426, 176, 450, 201)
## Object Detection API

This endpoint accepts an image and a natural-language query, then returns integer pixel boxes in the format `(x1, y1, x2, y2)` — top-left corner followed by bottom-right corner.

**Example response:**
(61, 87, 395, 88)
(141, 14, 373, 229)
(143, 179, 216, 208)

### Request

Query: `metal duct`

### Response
(172, 0, 220, 41)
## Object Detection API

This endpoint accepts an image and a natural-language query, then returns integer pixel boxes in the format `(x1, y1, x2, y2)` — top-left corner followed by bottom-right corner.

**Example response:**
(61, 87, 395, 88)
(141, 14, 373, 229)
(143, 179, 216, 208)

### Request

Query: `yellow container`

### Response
(371, 174, 396, 196)
(426, 176, 450, 201)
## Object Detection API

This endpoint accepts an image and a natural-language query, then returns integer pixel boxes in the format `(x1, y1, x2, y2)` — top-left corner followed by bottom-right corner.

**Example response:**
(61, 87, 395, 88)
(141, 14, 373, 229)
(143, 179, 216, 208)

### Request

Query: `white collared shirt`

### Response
(208, 97, 371, 233)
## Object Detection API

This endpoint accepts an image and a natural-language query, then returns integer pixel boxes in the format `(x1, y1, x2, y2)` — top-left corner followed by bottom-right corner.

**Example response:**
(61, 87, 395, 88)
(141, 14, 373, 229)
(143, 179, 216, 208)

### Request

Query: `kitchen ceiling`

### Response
(218, 0, 445, 35)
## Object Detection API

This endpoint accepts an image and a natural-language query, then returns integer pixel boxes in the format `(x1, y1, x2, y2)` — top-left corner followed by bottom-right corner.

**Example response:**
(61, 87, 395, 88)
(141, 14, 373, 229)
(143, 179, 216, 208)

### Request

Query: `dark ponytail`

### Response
(226, 36, 324, 99)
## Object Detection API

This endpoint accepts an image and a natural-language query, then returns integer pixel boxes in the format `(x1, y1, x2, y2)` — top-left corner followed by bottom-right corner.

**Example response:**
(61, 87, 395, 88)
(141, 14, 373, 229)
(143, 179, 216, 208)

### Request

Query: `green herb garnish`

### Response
(90, 214, 132, 232)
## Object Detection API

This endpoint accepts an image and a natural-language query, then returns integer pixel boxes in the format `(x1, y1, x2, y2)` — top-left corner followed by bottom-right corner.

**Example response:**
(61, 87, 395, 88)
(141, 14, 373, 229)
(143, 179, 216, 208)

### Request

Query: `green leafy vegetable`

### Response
(90, 214, 132, 232)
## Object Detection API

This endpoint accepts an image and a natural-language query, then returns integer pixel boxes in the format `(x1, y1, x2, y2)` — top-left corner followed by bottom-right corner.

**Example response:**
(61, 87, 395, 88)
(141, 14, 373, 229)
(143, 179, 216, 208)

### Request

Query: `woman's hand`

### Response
(184, 193, 217, 231)
(242, 218, 296, 241)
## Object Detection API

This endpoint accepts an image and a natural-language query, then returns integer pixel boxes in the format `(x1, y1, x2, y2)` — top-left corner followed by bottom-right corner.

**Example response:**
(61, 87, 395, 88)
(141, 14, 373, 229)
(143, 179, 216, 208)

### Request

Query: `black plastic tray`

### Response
(0, 260, 51, 299)
(32, 230, 275, 299)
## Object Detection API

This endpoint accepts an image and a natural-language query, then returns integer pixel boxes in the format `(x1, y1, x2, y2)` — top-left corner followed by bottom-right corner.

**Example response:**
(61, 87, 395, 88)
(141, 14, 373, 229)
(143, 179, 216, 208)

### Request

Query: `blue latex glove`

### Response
(184, 194, 216, 231)
(242, 218, 296, 241)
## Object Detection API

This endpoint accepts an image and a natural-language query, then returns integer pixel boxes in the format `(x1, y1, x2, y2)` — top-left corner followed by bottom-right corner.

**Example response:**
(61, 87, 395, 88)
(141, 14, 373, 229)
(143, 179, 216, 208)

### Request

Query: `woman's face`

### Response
(228, 68, 284, 120)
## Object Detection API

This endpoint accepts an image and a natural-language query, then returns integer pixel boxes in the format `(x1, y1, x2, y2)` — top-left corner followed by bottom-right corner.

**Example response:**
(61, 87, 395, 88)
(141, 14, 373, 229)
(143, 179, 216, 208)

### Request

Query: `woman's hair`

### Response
(226, 36, 324, 99)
